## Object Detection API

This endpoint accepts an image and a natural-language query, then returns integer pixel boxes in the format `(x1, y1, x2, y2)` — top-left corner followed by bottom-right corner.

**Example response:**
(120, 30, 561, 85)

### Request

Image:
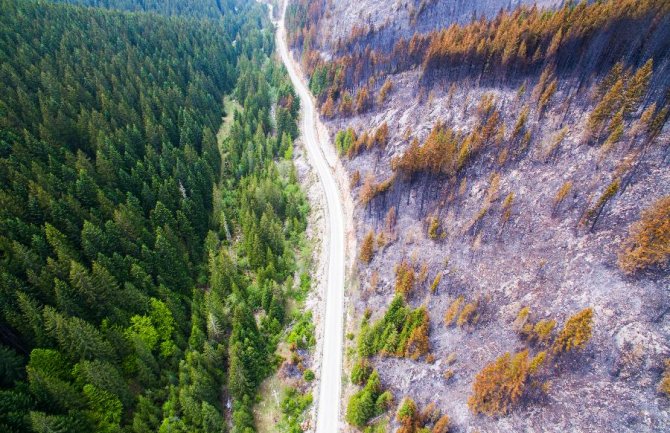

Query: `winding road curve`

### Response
(276, 2, 345, 433)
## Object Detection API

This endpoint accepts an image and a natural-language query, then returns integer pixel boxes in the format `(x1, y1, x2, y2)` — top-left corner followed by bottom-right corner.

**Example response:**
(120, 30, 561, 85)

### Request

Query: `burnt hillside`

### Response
(286, 0, 670, 432)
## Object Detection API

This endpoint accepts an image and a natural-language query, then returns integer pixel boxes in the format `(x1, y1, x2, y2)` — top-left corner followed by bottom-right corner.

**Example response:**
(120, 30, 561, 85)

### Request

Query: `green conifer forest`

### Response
(0, 1, 307, 432)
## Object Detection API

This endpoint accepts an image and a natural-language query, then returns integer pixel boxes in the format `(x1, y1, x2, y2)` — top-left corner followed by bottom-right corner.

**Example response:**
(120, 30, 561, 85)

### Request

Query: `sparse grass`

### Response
(218, 96, 242, 143)
(254, 374, 286, 433)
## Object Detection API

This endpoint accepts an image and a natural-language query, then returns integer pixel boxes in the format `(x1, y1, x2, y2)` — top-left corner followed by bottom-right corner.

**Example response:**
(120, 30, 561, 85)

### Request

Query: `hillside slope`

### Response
(286, 0, 670, 432)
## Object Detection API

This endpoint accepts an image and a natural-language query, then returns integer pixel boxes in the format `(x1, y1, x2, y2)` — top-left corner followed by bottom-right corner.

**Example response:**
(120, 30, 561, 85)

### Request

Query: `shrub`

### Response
(371, 122, 389, 150)
(553, 181, 572, 209)
(432, 414, 450, 433)
(457, 302, 478, 327)
(428, 216, 440, 239)
(355, 86, 371, 113)
(358, 296, 429, 358)
(396, 397, 418, 426)
(395, 261, 415, 296)
(429, 272, 442, 294)
(618, 196, 670, 274)
(359, 230, 375, 264)
(659, 359, 670, 397)
(287, 311, 316, 349)
(584, 179, 620, 226)
(346, 371, 385, 427)
(468, 350, 530, 416)
(375, 390, 394, 413)
(351, 358, 373, 386)
(552, 308, 593, 354)
(444, 296, 464, 326)
(405, 312, 430, 359)
(303, 369, 315, 382)
(377, 78, 393, 105)
(529, 351, 547, 374)
(350, 170, 361, 187)
(532, 319, 556, 345)
(280, 387, 313, 433)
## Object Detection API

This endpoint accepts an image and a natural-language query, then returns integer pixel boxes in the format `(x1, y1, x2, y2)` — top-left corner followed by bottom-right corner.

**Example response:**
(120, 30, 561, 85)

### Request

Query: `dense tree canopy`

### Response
(0, 0, 305, 432)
